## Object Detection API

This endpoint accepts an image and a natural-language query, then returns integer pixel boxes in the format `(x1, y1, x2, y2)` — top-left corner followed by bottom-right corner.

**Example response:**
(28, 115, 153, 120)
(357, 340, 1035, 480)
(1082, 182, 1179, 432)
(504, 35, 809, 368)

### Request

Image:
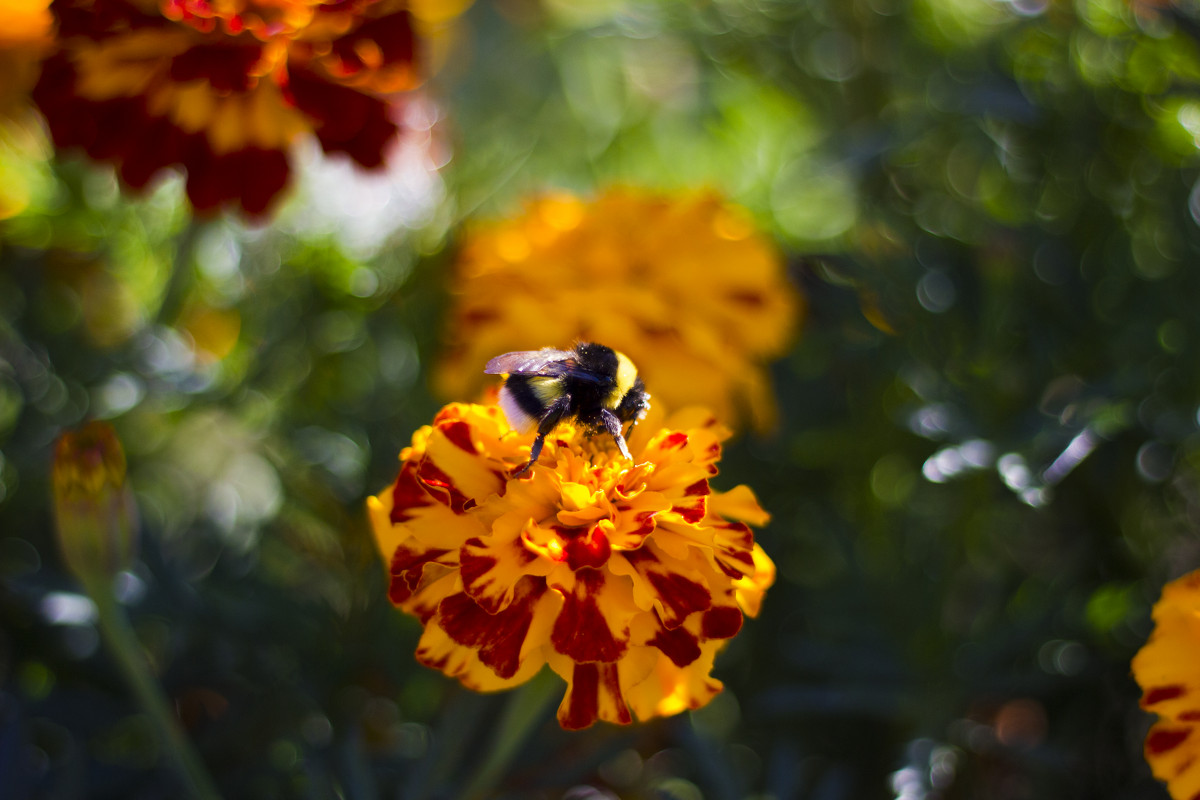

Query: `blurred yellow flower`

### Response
(0, 0, 53, 219)
(1133, 569, 1200, 800)
(53, 421, 138, 585)
(179, 303, 242, 363)
(31, 0, 468, 217)
(0, 117, 51, 220)
(367, 402, 774, 729)
(436, 188, 800, 432)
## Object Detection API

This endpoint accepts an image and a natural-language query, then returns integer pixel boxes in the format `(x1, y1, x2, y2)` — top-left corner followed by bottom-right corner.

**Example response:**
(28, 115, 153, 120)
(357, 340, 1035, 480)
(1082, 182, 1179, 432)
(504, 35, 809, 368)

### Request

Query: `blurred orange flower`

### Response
(436, 188, 801, 432)
(0, 0, 53, 120)
(0, 0, 54, 219)
(367, 402, 774, 729)
(31, 0, 465, 217)
(1133, 569, 1200, 800)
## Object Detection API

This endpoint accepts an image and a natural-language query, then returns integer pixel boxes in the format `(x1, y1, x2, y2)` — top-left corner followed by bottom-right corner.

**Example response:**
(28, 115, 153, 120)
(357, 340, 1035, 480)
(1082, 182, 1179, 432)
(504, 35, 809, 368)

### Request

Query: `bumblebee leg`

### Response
(515, 394, 571, 477)
(599, 408, 633, 461)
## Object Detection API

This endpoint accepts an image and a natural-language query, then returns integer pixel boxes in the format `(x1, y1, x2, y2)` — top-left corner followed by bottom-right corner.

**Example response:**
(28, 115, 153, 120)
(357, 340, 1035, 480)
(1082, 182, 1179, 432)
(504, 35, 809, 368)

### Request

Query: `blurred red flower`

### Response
(33, 0, 436, 217)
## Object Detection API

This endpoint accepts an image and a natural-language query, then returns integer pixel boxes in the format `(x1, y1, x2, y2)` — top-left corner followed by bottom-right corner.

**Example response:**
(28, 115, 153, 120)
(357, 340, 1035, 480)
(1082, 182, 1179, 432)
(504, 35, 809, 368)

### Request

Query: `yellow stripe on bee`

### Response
(608, 351, 638, 408)
(528, 376, 562, 404)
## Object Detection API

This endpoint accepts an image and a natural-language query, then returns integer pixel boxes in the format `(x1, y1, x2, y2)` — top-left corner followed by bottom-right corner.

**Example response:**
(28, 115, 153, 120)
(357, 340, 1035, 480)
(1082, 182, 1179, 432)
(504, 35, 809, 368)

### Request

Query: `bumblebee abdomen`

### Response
(499, 375, 562, 433)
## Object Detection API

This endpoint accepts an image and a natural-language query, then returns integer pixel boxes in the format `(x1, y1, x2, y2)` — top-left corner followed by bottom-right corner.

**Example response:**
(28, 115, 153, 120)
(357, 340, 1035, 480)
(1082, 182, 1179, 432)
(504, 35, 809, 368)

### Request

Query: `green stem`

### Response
(86, 577, 223, 800)
(155, 219, 204, 327)
(456, 669, 562, 800)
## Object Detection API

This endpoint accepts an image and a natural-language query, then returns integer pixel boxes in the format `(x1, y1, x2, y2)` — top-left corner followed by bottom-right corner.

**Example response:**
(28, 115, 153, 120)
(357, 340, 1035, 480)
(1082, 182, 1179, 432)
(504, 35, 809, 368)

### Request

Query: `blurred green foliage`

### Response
(6, 0, 1200, 797)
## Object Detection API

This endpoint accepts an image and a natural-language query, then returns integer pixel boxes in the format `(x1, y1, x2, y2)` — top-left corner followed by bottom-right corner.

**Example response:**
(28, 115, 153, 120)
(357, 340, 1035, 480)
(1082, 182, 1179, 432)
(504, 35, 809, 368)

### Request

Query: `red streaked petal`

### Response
(288, 65, 397, 168)
(701, 605, 743, 639)
(1148, 727, 1191, 756)
(460, 534, 548, 615)
(1145, 685, 1188, 708)
(389, 545, 453, 605)
(670, 494, 708, 524)
(562, 524, 612, 571)
(558, 662, 631, 730)
(330, 11, 415, 74)
(169, 41, 262, 91)
(389, 463, 431, 523)
(416, 618, 545, 693)
(120, 115, 183, 189)
(711, 521, 758, 578)
(648, 621, 701, 668)
(436, 578, 547, 680)
(419, 422, 507, 510)
(610, 489, 670, 550)
(440, 420, 476, 454)
(181, 143, 291, 216)
(551, 570, 627, 663)
(621, 546, 711, 628)
(733, 543, 776, 618)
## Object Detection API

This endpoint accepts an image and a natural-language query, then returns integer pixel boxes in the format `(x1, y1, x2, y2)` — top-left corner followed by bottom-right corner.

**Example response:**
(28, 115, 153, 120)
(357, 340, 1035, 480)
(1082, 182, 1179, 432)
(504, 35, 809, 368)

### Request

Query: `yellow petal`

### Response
(709, 484, 771, 527)
(624, 640, 724, 722)
(734, 544, 776, 618)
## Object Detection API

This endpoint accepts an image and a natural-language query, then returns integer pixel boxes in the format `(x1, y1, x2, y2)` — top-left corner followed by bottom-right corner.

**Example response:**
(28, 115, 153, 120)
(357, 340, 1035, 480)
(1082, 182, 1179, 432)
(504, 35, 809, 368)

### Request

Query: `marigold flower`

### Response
(1132, 569, 1200, 800)
(32, 0, 465, 216)
(435, 188, 800, 432)
(52, 420, 138, 585)
(367, 402, 775, 729)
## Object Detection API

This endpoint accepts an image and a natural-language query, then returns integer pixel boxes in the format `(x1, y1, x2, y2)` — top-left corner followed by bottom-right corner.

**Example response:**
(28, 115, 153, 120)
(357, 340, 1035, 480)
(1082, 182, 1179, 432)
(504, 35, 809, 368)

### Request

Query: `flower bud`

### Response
(52, 421, 137, 585)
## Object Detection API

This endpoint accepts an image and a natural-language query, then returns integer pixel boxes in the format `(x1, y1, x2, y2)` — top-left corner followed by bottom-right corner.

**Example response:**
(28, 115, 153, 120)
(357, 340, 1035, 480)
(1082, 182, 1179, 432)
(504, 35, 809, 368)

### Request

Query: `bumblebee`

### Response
(485, 342, 651, 476)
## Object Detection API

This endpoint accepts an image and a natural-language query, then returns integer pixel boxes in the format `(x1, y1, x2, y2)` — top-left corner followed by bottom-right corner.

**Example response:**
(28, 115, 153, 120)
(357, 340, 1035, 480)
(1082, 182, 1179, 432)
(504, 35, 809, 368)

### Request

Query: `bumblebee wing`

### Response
(555, 364, 606, 384)
(485, 349, 576, 376)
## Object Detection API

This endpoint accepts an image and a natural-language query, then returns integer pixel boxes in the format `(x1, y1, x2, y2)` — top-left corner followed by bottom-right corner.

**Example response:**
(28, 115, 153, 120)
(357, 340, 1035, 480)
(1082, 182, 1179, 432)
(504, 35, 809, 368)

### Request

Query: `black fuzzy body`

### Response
(485, 342, 651, 475)
(503, 344, 627, 431)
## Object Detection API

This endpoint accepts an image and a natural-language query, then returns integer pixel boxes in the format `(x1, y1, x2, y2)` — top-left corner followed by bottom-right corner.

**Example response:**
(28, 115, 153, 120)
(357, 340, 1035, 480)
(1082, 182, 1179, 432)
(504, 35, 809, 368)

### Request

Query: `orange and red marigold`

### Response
(1133, 569, 1200, 800)
(32, 0, 456, 216)
(367, 402, 775, 730)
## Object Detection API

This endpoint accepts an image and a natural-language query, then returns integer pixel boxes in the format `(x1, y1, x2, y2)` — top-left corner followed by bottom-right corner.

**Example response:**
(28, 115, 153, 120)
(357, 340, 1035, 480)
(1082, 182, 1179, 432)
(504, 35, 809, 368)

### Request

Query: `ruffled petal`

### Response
(460, 524, 554, 614)
(607, 489, 671, 551)
(1134, 571, 1200, 799)
(734, 543, 776, 618)
(614, 544, 712, 629)
(416, 617, 544, 693)
(556, 662, 630, 729)
(430, 577, 551, 682)
(624, 639, 724, 722)
(709, 484, 772, 527)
